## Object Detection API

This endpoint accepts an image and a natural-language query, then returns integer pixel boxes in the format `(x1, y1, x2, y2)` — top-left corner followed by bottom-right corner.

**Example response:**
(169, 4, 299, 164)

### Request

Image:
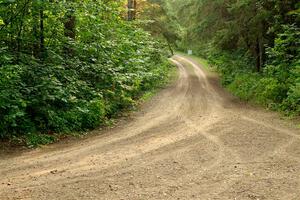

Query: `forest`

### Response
(163, 0, 300, 116)
(0, 0, 299, 146)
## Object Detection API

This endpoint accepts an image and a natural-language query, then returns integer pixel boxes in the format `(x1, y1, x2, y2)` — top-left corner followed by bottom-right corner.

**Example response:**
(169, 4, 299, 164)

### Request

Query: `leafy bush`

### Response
(281, 66, 300, 115)
(227, 73, 259, 101)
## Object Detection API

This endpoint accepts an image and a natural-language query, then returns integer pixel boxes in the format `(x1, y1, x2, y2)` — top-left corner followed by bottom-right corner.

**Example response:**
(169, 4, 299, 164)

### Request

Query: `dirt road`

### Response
(1, 55, 300, 200)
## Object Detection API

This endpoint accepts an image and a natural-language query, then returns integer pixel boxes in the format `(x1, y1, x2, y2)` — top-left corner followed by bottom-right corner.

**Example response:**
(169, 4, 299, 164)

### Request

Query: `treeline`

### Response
(0, 0, 171, 146)
(168, 0, 300, 116)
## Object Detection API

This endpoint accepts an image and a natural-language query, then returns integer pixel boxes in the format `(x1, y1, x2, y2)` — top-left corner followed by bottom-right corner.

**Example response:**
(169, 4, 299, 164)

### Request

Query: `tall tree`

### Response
(64, 0, 76, 55)
(128, 0, 137, 21)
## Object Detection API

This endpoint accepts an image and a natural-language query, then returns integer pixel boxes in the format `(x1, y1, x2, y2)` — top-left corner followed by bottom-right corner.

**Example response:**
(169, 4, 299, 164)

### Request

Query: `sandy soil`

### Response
(1, 55, 300, 200)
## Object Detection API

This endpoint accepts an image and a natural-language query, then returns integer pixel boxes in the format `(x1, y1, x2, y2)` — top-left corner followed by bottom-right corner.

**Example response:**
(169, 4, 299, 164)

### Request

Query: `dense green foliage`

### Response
(0, 0, 171, 145)
(165, 0, 300, 116)
(135, 0, 182, 55)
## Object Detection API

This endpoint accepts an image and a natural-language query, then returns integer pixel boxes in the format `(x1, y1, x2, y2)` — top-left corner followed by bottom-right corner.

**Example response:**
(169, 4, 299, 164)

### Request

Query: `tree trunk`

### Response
(16, 21, 23, 62)
(259, 37, 264, 71)
(40, 8, 45, 59)
(9, 4, 14, 53)
(128, 0, 136, 21)
(167, 40, 174, 56)
(32, 6, 39, 58)
(64, 2, 76, 55)
(64, 14, 75, 39)
(255, 38, 261, 72)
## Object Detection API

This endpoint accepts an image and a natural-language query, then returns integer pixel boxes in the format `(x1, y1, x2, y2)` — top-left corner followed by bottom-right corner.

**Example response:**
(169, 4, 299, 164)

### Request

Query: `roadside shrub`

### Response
(282, 83, 300, 115)
(281, 66, 300, 115)
(254, 77, 287, 106)
(227, 73, 258, 101)
(0, 64, 35, 138)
